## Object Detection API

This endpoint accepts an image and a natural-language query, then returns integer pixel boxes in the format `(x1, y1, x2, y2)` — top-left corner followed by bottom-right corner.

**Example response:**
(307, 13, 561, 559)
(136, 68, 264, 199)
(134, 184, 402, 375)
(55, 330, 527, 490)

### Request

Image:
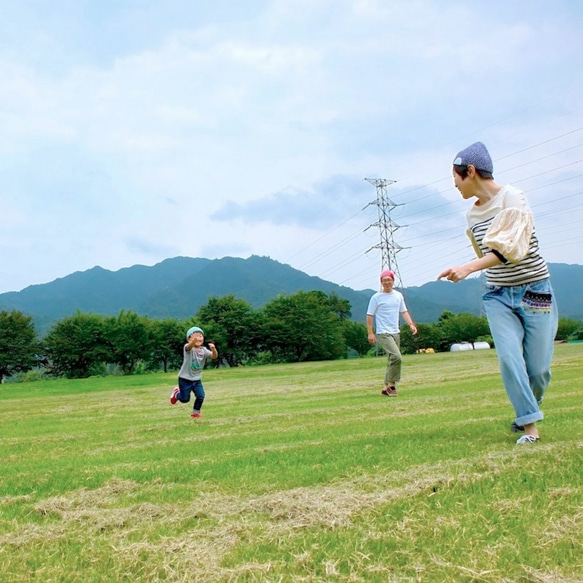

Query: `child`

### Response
(170, 326, 218, 418)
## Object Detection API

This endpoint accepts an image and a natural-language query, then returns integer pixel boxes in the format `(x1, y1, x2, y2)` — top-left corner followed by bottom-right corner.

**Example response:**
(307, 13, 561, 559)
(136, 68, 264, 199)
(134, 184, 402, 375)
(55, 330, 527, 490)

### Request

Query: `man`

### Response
(366, 270, 417, 396)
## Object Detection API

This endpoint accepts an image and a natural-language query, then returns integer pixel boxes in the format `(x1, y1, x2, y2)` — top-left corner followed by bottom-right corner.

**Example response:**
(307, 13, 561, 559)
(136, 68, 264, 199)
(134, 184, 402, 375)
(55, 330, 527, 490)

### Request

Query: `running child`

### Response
(170, 326, 218, 418)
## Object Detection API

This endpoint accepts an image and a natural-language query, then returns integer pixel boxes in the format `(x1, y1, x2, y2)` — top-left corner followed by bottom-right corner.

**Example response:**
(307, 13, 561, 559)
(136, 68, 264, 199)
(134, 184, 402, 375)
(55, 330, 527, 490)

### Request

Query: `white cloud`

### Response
(0, 0, 582, 294)
(212, 175, 371, 227)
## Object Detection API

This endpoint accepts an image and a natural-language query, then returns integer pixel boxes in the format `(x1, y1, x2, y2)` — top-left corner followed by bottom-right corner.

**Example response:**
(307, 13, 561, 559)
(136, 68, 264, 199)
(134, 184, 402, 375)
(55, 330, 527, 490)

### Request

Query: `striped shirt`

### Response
(466, 184, 549, 286)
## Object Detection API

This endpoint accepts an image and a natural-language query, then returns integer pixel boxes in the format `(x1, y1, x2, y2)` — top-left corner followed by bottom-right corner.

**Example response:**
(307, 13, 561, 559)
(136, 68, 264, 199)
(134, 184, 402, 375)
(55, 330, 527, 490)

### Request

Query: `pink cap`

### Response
(380, 269, 395, 280)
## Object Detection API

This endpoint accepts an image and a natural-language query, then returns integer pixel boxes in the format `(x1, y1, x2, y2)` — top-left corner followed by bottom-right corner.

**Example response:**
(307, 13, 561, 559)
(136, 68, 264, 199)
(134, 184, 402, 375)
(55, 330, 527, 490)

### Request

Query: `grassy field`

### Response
(1, 343, 582, 582)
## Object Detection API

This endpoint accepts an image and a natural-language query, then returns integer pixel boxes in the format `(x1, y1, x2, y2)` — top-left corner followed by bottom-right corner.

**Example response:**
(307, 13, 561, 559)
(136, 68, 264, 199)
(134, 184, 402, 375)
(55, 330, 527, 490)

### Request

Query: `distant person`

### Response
(438, 141, 558, 445)
(170, 326, 218, 418)
(366, 270, 418, 396)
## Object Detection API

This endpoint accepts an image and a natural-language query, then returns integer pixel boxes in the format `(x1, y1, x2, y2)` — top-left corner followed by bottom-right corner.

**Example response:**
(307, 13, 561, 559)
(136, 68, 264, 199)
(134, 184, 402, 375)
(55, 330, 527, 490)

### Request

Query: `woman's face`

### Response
(453, 167, 474, 199)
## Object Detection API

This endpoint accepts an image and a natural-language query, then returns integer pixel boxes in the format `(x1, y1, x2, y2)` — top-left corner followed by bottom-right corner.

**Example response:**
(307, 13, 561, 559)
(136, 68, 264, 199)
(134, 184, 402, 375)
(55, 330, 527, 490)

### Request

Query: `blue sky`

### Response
(1, 0, 582, 294)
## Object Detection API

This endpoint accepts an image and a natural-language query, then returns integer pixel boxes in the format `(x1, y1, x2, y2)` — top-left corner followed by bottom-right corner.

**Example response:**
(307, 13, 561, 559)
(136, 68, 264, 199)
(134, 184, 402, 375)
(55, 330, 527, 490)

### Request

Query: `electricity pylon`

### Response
(364, 177, 407, 288)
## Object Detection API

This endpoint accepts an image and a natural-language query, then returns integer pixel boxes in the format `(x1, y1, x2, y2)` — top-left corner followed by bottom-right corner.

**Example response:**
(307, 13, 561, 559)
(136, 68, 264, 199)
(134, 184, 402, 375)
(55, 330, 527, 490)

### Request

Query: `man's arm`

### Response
(401, 311, 417, 335)
(366, 314, 376, 345)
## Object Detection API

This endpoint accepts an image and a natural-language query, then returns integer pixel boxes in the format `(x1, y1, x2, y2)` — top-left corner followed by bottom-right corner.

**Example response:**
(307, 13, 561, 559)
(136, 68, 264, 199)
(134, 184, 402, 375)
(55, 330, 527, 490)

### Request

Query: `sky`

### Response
(1, 0, 582, 295)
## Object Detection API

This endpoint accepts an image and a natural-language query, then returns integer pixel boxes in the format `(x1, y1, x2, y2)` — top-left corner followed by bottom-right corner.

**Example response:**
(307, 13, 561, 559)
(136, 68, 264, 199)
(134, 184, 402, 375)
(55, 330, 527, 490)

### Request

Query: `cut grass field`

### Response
(1, 343, 582, 582)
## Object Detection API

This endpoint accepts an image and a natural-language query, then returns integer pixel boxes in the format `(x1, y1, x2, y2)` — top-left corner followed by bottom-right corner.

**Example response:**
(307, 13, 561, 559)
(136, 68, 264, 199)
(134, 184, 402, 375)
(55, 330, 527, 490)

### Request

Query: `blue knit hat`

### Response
(186, 326, 203, 339)
(453, 142, 493, 173)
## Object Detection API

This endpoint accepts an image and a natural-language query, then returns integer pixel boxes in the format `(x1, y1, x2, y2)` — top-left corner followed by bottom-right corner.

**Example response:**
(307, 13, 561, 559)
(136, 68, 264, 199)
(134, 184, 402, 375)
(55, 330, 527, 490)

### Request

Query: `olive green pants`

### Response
(376, 333, 402, 385)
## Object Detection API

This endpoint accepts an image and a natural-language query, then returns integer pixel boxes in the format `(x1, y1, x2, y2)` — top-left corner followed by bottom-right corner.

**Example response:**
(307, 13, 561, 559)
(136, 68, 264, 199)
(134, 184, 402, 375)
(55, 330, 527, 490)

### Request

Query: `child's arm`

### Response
(207, 342, 218, 360)
(185, 338, 198, 350)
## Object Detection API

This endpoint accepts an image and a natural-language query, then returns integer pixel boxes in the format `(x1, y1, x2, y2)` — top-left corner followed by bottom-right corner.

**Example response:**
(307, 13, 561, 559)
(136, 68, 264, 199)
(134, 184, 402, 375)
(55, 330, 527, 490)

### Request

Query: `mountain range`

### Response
(1, 256, 581, 335)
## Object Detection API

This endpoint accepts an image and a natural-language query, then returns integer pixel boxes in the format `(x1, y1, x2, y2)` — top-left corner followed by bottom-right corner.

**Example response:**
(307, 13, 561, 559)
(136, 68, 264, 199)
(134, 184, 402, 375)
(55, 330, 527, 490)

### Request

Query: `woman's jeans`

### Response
(376, 333, 402, 385)
(482, 279, 558, 427)
(178, 377, 205, 413)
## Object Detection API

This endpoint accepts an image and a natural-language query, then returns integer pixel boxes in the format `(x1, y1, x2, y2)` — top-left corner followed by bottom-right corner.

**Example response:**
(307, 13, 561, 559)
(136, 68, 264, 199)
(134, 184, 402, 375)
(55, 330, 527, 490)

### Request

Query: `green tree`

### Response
(196, 295, 257, 367)
(147, 318, 184, 372)
(0, 310, 38, 383)
(400, 322, 442, 355)
(260, 291, 346, 362)
(103, 310, 152, 374)
(44, 312, 109, 378)
(327, 292, 352, 321)
(556, 317, 582, 341)
(342, 320, 369, 356)
(437, 311, 490, 351)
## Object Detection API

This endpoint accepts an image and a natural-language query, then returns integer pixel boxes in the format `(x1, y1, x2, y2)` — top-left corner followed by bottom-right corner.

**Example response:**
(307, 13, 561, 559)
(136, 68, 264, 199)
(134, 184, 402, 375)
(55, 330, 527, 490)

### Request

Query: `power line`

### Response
(281, 113, 583, 289)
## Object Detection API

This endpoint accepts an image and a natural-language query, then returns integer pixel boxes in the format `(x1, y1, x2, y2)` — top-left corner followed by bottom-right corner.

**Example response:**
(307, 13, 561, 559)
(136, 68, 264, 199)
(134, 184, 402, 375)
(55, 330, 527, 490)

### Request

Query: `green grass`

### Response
(1, 344, 581, 582)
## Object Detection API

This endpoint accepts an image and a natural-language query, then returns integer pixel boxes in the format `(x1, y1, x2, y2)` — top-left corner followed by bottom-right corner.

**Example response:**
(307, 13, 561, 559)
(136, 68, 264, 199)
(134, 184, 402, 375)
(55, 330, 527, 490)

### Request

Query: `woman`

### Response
(438, 141, 558, 445)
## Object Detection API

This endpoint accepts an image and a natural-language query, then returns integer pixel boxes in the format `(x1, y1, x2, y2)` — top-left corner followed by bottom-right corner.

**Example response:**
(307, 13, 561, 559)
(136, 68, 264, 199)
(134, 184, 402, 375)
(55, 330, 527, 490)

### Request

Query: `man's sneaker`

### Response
(381, 387, 397, 397)
(191, 412, 202, 418)
(170, 387, 179, 405)
(511, 422, 525, 433)
(516, 434, 540, 445)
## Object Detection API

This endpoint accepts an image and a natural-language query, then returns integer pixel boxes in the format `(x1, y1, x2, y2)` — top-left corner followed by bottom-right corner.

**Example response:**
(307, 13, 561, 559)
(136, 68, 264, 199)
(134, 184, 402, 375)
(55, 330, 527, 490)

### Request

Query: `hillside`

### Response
(0, 256, 581, 334)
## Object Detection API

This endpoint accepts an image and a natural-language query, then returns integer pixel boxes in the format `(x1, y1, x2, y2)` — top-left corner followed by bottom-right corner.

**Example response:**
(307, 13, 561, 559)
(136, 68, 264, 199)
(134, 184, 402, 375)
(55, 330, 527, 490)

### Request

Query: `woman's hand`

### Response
(437, 265, 472, 283)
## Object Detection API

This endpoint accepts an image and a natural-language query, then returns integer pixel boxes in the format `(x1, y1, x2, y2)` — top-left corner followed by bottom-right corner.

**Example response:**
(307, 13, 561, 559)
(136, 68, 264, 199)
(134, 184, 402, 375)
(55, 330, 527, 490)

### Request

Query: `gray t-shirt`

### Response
(178, 345, 213, 381)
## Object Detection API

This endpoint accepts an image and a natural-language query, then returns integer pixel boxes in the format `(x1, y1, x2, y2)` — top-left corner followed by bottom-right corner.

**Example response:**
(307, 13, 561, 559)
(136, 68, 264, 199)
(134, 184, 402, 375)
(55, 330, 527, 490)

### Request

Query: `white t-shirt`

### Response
(367, 290, 408, 335)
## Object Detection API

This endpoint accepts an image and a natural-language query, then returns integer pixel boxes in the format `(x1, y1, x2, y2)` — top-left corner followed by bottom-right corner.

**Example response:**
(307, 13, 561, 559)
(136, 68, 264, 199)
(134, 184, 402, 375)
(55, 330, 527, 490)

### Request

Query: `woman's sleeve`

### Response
(482, 208, 534, 263)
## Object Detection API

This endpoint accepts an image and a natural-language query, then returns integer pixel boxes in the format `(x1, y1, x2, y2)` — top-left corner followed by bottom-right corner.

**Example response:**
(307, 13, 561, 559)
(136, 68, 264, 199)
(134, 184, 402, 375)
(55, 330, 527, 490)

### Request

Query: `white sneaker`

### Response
(516, 434, 540, 445)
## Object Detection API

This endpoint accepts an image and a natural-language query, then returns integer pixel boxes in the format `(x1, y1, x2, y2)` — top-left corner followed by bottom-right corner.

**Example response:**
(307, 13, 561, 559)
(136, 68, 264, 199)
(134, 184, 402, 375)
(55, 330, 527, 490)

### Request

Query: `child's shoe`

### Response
(191, 412, 202, 418)
(170, 387, 179, 405)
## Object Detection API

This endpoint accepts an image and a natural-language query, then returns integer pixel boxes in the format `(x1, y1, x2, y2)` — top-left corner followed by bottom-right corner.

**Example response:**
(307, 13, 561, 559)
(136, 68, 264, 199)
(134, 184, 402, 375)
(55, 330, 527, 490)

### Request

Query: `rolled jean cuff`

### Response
(515, 411, 544, 427)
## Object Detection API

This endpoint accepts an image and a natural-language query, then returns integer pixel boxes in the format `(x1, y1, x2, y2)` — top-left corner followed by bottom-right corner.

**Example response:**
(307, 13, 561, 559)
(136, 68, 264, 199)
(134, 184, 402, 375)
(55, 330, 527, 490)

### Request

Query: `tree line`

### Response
(1, 290, 581, 382)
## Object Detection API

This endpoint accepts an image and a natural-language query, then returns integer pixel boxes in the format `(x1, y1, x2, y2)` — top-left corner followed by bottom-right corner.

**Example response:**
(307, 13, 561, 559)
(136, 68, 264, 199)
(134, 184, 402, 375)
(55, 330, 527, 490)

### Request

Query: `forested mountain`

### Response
(1, 256, 581, 334)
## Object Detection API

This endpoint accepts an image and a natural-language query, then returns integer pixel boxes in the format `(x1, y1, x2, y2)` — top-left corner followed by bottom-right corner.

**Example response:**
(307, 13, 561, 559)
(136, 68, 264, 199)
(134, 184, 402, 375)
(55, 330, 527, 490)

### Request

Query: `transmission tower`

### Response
(364, 177, 407, 288)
